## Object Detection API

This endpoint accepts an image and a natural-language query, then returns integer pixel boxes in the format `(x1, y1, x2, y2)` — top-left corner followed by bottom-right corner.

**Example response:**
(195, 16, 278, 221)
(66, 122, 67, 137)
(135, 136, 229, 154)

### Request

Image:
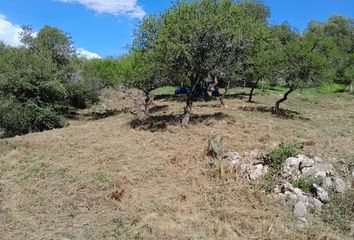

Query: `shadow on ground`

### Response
(130, 112, 231, 132)
(239, 105, 311, 121)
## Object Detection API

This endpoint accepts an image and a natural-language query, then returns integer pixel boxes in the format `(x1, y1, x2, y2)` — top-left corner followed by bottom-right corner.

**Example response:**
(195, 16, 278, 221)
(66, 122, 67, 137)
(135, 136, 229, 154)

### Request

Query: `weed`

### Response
(264, 142, 303, 172)
(291, 176, 324, 194)
(321, 189, 354, 234)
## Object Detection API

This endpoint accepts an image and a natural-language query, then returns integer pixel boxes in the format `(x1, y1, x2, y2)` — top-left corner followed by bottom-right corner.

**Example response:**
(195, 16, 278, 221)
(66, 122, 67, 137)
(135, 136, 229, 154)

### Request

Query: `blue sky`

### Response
(0, 0, 353, 58)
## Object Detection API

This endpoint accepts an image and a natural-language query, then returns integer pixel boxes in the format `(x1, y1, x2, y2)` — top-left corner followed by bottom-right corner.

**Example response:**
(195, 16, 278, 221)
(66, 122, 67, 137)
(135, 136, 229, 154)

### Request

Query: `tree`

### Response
(157, 0, 245, 125)
(271, 36, 332, 114)
(123, 16, 167, 116)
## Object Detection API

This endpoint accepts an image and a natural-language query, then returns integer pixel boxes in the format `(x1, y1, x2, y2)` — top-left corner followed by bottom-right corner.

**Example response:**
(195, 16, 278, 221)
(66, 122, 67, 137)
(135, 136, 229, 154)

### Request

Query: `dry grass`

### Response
(0, 89, 353, 239)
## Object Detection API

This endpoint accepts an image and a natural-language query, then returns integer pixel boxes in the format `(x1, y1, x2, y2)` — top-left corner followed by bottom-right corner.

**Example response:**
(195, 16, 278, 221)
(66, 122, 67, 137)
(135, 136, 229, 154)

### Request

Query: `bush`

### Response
(291, 176, 324, 193)
(66, 81, 101, 109)
(24, 102, 66, 132)
(264, 142, 303, 171)
(0, 97, 30, 137)
(262, 142, 303, 192)
(0, 97, 66, 137)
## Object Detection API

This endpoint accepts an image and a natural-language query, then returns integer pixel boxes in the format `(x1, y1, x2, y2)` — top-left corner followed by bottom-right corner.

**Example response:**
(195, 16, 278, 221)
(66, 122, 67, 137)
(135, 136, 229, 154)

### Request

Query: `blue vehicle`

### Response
(175, 83, 219, 99)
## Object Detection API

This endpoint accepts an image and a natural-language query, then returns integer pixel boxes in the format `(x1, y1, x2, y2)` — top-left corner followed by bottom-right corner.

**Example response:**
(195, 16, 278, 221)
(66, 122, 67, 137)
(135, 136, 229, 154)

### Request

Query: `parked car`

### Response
(175, 84, 219, 98)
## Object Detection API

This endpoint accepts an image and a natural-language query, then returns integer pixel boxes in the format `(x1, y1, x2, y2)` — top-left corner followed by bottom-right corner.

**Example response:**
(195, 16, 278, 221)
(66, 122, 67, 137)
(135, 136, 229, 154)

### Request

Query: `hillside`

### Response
(0, 89, 353, 239)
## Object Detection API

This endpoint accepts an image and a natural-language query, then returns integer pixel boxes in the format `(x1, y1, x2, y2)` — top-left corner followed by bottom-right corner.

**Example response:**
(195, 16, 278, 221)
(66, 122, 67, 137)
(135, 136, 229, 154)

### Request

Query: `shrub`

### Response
(0, 97, 30, 137)
(66, 81, 101, 109)
(0, 97, 66, 137)
(262, 142, 303, 192)
(24, 102, 66, 132)
(292, 176, 324, 193)
(264, 142, 303, 171)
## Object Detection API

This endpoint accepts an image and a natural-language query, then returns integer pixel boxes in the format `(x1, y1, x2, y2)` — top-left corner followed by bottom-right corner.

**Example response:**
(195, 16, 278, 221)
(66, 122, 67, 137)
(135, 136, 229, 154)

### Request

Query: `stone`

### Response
(276, 180, 294, 193)
(224, 152, 241, 165)
(311, 198, 323, 210)
(208, 135, 224, 159)
(299, 156, 315, 171)
(323, 177, 333, 189)
(282, 156, 302, 178)
(333, 177, 346, 193)
(293, 201, 308, 219)
(302, 162, 335, 178)
(312, 184, 330, 203)
(249, 164, 268, 181)
(240, 163, 268, 181)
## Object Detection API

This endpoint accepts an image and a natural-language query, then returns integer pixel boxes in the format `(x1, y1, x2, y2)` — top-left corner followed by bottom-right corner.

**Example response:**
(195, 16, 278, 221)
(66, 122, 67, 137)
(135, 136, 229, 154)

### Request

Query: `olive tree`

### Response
(123, 16, 167, 115)
(157, 0, 245, 125)
(272, 35, 332, 114)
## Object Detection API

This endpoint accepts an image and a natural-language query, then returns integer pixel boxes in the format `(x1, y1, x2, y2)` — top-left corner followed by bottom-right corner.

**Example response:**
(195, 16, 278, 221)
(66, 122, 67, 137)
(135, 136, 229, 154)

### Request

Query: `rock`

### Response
(299, 156, 315, 171)
(311, 198, 323, 210)
(249, 164, 268, 180)
(323, 177, 333, 189)
(223, 152, 241, 165)
(275, 180, 294, 193)
(333, 177, 346, 193)
(282, 156, 302, 178)
(302, 162, 335, 178)
(241, 163, 268, 181)
(312, 184, 330, 203)
(208, 135, 224, 159)
(293, 200, 308, 219)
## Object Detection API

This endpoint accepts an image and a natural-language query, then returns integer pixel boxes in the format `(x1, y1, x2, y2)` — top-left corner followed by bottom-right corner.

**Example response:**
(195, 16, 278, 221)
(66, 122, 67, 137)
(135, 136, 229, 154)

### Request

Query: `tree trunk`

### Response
(143, 95, 150, 116)
(248, 78, 261, 103)
(181, 90, 193, 127)
(143, 91, 152, 116)
(272, 88, 294, 114)
(220, 80, 230, 108)
(350, 81, 353, 94)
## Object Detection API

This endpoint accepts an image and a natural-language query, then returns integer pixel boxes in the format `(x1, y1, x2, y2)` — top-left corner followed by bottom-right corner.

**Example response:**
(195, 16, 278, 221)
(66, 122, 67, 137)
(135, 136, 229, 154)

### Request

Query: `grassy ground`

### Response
(0, 87, 353, 239)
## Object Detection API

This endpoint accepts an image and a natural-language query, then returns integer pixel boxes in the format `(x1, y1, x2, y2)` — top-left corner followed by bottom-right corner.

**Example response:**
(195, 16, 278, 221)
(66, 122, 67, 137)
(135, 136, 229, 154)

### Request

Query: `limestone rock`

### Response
(312, 184, 330, 203)
(208, 135, 224, 159)
(333, 177, 346, 193)
(241, 163, 268, 181)
(293, 201, 308, 219)
(223, 152, 241, 165)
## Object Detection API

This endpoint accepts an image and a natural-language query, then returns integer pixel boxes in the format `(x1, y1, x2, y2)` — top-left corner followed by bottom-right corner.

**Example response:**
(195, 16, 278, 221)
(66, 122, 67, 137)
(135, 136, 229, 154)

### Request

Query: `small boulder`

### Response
(312, 184, 330, 203)
(282, 156, 302, 178)
(224, 152, 241, 165)
(293, 200, 308, 219)
(249, 164, 268, 180)
(241, 163, 268, 181)
(333, 177, 346, 193)
(208, 135, 224, 159)
(299, 156, 315, 171)
(302, 163, 335, 178)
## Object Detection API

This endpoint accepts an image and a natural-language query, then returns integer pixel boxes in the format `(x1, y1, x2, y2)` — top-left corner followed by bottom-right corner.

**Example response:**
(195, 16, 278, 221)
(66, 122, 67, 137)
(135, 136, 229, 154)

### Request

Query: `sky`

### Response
(0, 0, 353, 59)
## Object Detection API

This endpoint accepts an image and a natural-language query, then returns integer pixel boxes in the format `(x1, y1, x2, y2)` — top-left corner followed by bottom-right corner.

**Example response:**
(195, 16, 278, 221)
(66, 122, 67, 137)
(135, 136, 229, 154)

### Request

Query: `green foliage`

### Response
(82, 58, 123, 87)
(0, 97, 65, 137)
(291, 176, 323, 193)
(264, 142, 303, 171)
(0, 25, 99, 137)
(321, 189, 354, 233)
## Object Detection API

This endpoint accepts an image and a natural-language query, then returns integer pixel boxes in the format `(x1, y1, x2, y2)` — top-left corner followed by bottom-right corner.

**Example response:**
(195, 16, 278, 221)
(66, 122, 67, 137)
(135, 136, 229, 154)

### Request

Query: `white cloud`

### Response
(0, 14, 22, 47)
(77, 48, 101, 59)
(0, 14, 101, 59)
(57, 0, 146, 19)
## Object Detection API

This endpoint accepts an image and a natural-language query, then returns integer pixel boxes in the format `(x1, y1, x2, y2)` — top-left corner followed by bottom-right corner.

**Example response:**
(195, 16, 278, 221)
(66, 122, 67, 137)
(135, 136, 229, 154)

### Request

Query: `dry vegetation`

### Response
(0, 89, 353, 240)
